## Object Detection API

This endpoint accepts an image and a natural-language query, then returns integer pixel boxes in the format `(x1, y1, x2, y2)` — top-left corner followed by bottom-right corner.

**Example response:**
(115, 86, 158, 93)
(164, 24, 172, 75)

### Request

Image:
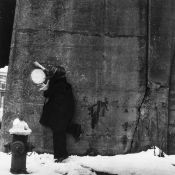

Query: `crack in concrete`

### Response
(16, 28, 146, 38)
(129, 0, 151, 152)
(130, 87, 149, 152)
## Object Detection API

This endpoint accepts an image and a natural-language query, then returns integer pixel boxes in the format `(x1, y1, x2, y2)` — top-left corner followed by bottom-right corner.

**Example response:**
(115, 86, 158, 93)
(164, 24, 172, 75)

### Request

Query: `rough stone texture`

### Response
(131, 0, 175, 154)
(151, 0, 175, 153)
(1, 0, 175, 155)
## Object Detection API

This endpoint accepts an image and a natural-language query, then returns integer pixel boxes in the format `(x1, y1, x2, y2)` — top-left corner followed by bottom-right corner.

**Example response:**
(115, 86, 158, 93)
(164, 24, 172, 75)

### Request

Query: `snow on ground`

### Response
(0, 147, 175, 175)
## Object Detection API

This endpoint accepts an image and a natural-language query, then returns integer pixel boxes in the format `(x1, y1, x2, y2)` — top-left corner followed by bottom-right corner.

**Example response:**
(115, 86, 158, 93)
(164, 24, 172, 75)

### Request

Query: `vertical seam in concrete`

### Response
(103, 0, 106, 34)
(129, 88, 149, 153)
(147, 0, 151, 86)
(166, 0, 175, 154)
(7, 0, 18, 71)
(167, 55, 175, 154)
(130, 0, 150, 153)
(167, 37, 175, 154)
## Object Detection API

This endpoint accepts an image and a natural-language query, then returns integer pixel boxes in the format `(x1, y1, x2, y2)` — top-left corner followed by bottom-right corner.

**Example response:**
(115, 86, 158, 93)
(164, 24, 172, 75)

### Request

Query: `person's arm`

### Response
(39, 80, 49, 91)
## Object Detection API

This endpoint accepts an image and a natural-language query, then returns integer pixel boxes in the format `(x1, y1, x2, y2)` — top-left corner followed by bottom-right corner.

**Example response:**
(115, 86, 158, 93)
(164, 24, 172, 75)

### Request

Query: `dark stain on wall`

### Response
(29, 0, 42, 10)
(88, 98, 109, 129)
(122, 122, 129, 132)
(53, 0, 67, 20)
(121, 135, 128, 147)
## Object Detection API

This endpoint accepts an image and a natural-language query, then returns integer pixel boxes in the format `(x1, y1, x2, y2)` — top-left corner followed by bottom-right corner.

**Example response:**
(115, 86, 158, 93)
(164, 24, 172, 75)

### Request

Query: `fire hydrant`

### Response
(7, 118, 34, 174)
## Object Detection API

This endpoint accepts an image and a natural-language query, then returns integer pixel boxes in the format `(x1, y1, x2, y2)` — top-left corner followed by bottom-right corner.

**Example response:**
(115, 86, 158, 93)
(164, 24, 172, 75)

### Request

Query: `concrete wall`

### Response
(131, 0, 175, 153)
(1, 0, 175, 155)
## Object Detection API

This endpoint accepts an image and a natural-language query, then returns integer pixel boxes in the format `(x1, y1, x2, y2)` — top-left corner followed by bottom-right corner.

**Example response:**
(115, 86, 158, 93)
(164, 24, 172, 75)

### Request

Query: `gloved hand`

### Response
(38, 80, 49, 91)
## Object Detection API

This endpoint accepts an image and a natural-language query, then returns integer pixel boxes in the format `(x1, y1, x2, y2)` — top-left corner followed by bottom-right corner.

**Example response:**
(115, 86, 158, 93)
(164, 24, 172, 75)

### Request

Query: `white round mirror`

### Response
(30, 69, 46, 84)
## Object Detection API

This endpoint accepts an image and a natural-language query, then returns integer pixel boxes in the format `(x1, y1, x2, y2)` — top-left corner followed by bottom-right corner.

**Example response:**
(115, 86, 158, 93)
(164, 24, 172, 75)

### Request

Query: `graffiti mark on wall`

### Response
(88, 98, 109, 129)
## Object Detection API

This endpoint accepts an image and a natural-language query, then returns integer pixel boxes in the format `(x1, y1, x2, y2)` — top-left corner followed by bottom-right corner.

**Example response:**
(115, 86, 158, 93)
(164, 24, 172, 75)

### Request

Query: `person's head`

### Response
(46, 65, 66, 79)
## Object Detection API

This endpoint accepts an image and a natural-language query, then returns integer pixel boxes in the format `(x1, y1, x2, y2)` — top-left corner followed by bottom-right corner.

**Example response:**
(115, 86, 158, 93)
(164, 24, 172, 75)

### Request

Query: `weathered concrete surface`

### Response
(131, 0, 175, 154)
(1, 0, 174, 155)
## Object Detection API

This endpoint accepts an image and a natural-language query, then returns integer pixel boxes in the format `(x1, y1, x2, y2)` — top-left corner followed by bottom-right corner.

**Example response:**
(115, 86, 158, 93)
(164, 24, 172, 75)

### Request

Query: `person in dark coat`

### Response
(38, 65, 81, 162)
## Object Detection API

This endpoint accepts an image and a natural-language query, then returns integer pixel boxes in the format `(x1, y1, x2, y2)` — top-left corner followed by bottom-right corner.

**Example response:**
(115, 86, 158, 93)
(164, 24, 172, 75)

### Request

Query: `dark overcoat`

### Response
(40, 74, 75, 132)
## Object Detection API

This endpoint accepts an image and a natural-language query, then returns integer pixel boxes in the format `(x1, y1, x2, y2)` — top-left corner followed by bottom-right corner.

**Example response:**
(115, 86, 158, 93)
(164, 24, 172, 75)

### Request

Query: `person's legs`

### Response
(53, 131, 68, 160)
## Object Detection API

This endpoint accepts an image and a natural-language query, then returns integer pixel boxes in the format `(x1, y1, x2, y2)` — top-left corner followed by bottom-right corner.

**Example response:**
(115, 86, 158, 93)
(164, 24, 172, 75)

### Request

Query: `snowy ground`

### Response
(1, 147, 175, 175)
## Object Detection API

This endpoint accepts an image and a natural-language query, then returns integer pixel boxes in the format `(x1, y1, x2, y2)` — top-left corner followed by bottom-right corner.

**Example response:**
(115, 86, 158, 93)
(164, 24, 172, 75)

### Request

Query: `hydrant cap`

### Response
(9, 118, 32, 135)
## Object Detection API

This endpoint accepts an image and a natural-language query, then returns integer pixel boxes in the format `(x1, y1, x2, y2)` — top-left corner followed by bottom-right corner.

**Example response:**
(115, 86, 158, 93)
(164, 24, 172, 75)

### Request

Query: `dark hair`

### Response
(46, 65, 66, 79)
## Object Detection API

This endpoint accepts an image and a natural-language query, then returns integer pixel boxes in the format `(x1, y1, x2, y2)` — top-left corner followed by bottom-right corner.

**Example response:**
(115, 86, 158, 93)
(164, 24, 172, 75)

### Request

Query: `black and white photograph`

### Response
(0, 0, 175, 174)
